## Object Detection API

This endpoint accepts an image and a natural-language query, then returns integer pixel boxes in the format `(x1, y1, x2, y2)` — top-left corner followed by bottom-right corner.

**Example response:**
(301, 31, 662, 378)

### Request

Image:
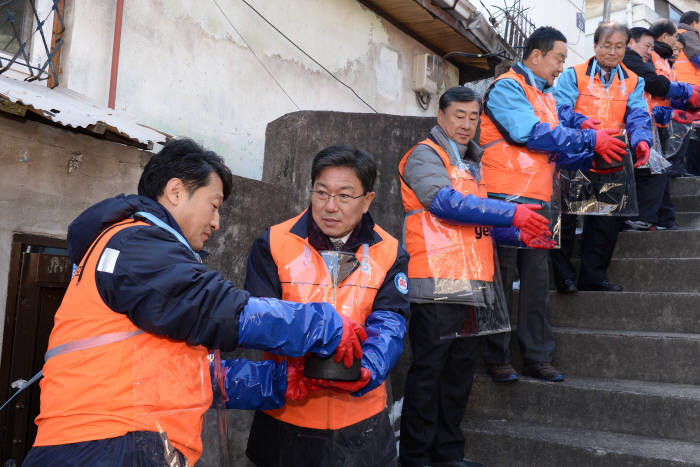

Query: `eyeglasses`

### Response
(310, 190, 365, 204)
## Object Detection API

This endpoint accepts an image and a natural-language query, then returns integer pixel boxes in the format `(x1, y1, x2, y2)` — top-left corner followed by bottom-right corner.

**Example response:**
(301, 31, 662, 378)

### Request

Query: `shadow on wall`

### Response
(201, 110, 437, 466)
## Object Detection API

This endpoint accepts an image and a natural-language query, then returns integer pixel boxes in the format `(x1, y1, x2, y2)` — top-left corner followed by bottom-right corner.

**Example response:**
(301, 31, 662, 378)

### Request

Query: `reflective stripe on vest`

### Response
(264, 212, 397, 430)
(398, 139, 495, 296)
(480, 66, 558, 201)
(33, 219, 211, 466)
(572, 58, 638, 133)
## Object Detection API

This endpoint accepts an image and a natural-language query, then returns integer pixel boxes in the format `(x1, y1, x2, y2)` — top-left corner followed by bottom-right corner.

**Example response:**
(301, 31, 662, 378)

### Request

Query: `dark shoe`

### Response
(578, 280, 623, 292)
(624, 219, 657, 231)
(486, 364, 519, 383)
(432, 460, 485, 467)
(556, 279, 578, 293)
(523, 362, 564, 382)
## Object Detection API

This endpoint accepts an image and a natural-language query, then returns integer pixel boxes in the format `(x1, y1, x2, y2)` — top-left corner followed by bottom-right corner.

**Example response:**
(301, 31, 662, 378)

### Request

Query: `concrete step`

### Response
(615, 229, 700, 258)
(568, 257, 700, 293)
(552, 328, 700, 385)
(670, 176, 700, 197)
(676, 212, 700, 228)
(466, 375, 700, 443)
(672, 194, 700, 212)
(549, 291, 700, 333)
(462, 418, 700, 467)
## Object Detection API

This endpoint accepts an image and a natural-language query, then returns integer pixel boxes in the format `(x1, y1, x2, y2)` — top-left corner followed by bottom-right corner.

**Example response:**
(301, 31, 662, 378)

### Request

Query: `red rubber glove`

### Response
(634, 141, 650, 168)
(520, 230, 558, 249)
(594, 129, 626, 164)
(580, 118, 601, 130)
(672, 110, 693, 124)
(334, 316, 367, 368)
(688, 84, 700, 109)
(285, 358, 311, 401)
(512, 204, 550, 237)
(309, 367, 372, 394)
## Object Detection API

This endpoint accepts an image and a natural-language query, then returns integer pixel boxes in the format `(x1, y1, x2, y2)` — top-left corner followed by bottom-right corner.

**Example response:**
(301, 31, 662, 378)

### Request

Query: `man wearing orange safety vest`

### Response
(677, 11, 700, 175)
(398, 86, 553, 467)
(480, 27, 618, 386)
(552, 22, 652, 294)
(244, 145, 410, 467)
(622, 24, 696, 231)
(676, 11, 700, 86)
(23, 139, 365, 466)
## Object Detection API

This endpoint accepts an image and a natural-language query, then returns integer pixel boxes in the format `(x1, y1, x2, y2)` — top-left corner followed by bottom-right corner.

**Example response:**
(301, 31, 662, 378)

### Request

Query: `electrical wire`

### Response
(211, 0, 300, 110)
(237, 0, 378, 113)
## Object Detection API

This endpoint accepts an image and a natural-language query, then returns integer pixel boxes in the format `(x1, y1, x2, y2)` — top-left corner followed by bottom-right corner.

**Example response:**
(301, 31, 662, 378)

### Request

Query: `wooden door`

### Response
(0, 239, 70, 464)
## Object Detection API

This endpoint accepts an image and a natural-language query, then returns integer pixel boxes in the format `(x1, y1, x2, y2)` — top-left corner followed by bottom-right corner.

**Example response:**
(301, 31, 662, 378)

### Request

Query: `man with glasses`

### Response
(244, 145, 410, 467)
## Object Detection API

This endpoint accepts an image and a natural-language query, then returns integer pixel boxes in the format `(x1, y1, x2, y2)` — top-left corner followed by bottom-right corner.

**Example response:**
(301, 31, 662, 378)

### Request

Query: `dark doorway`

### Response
(0, 234, 70, 465)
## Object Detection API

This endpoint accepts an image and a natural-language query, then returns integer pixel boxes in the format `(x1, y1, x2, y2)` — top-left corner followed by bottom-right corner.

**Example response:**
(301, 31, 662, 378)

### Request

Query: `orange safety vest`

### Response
(398, 138, 494, 288)
(264, 212, 397, 430)
(33, 219, 212, 466)
(674, 29, 700, 85)
(572, 59, 639, 134)
(480, 66, 559, 202)
(646, 51, 675, 111)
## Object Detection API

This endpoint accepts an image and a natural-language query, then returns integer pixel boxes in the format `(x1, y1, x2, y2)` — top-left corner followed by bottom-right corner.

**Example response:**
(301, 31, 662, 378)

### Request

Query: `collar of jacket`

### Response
(584, 56, 629, 82)
(288, 209, 381, 252)
(427, 125, 483, 164)
(513, 61, 552, 93)
(654, 41, 673, 59)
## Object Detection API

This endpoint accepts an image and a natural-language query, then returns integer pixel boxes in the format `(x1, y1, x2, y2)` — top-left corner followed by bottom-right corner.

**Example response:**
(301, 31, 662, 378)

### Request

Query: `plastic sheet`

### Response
(653, 119, 693, 160)
(560, 143, 638, 216)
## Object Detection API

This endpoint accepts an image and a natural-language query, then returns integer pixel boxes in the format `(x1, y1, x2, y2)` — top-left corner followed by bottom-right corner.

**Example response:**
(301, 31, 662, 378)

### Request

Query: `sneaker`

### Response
(523, 362, 564, 382)
(624, 219, 657, 231)
(656, 224, 682, 231)
(486, 364, 519, 383)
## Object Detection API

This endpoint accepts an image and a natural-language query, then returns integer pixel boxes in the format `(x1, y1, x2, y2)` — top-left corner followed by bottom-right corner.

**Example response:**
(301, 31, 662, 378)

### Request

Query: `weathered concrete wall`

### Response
(0, 116, 149, 351)
(58, 0, 459, 180)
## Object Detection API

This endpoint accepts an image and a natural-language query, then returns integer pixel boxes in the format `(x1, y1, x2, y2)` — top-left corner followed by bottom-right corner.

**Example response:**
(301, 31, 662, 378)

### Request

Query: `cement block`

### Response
(462, 418, 700, 467)
(553, 327, 700, 385)
(670, 176, 700, 197)
(672, 194, 700, 212)
(466, 375, 700, 442)
(615, 229, 700, 258)
(676, 212, 700, 228)
(550, 291, 700, 333)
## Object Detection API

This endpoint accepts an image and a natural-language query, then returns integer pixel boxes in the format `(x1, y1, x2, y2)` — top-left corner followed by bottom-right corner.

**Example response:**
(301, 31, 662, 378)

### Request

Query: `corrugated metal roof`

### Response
(0, 75, 170, 149)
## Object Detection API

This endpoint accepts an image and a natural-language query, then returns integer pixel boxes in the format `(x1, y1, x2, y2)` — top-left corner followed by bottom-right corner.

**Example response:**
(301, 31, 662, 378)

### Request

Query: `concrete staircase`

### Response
(462, 176, 700, 466)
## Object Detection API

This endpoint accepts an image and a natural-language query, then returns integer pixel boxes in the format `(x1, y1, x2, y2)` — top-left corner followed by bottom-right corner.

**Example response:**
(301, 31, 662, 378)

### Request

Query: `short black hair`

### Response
(680, 11, 700, 26)
(438, 86, 482, 112)
(649, 19, 677, 39)
(522, 26, 567, 61)
(311, 145, 377, 194)
(594, 21, 629, 44)
(138, 138, 233, 201)
(628, 27, 653, 42)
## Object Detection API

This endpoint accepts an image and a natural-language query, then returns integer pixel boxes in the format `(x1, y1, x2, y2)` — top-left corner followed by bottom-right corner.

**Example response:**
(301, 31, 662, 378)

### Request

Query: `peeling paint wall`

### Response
(58, 0, 460, 180)
(0, 117, 149, 351)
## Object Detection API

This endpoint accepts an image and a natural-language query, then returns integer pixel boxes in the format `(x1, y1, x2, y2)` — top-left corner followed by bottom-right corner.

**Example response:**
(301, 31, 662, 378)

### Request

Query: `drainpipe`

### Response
(108, 0, 124, 110)
(626, 0, 633, 27)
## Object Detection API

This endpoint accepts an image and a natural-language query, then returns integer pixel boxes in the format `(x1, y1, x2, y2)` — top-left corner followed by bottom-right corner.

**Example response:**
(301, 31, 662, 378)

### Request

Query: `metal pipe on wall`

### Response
(108, 0, 124, 110)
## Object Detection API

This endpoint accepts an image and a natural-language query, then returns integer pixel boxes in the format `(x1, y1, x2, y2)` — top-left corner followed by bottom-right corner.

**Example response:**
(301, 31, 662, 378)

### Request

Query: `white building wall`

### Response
(58, 0, 460, 180)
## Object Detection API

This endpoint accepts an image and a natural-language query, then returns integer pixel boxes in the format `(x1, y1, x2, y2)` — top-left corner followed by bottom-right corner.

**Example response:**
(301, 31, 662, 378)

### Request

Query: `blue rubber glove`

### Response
(666, 81, 692, 101)
(525, 122, 596, 154)
(652, 106, 673, 126)
(237, 297, 342, 358)
(210, 358, 287, 410)
(429, 187, 516, 227)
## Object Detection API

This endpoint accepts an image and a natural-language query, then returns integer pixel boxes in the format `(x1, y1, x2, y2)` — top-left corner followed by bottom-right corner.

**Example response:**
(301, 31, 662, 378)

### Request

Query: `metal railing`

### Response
(480, 0, 536, 58)
(0, 0, 64, 84)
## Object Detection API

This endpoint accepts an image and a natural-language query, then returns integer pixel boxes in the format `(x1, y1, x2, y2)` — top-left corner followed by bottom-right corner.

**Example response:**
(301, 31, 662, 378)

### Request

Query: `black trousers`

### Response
(632, 169, 675, 226)
(578, 215, 625, 286)
(399, 303, 479, 467)
(687, 128, 700, 176)
(483, 247, 554, 365)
